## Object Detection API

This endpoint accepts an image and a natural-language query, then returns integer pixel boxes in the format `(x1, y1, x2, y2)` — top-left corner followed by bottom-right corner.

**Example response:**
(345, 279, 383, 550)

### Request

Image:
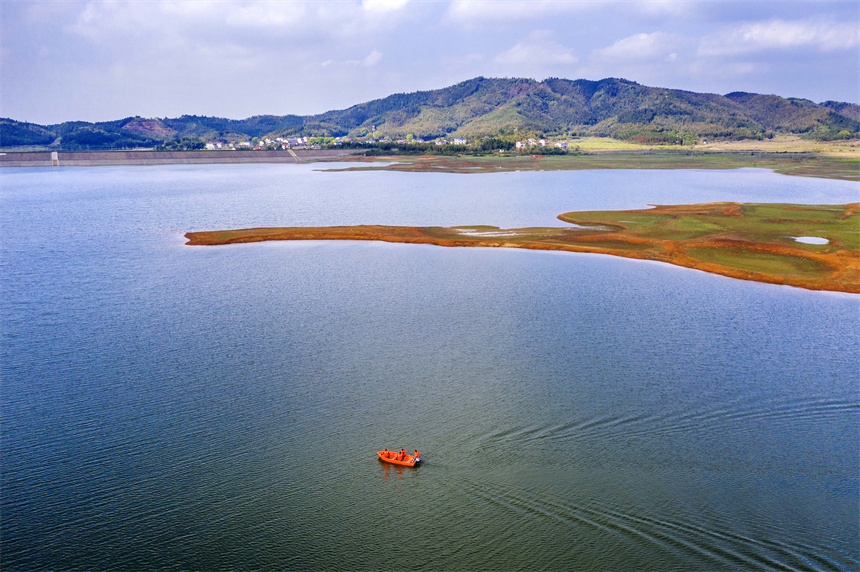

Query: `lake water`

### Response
(2, 164, 858, 570)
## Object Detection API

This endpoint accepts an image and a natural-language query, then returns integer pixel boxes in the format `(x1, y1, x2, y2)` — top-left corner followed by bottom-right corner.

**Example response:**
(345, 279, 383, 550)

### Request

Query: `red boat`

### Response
(377, 450, 420, 467)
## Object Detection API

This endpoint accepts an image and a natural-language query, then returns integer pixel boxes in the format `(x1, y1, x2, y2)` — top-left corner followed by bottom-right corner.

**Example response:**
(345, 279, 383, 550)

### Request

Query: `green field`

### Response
(559, 203, 859, 252)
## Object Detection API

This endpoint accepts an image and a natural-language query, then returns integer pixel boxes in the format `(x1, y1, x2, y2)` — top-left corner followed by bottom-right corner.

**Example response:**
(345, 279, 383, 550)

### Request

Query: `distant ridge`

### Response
(2, 77, 858, 149)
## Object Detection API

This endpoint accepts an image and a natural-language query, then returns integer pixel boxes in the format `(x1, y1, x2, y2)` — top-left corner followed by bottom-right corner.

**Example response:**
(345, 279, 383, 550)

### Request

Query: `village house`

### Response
(452, 137, 467, 145)
(516, 138, 548, 149)
(257, 138, 275, 148)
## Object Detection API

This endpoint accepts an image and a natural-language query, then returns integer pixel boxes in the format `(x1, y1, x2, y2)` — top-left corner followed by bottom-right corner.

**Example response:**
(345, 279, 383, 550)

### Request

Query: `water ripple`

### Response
(475, 397, 858, 445)
(461, 477, 857, 571)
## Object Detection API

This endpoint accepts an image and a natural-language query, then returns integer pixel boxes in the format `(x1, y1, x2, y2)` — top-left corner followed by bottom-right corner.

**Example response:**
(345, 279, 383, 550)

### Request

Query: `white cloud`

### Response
(224, 1, 308, 29)
(446, 0, 597, 26)
(69, 0, 405, 43)
(495, 31, 578, 65)
(362, 0, 409, 13)
(323, 50, 384, 68)
(698, 19, 860, 56)
(445, 0, 696, 27)
(592, 32, 679, 62)
(363, 49, 383, 66)
(635, 0, 692, 18)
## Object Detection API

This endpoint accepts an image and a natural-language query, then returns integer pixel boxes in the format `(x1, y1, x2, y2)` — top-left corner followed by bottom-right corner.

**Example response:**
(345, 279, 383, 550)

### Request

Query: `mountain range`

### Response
(3, 77, 858, 150)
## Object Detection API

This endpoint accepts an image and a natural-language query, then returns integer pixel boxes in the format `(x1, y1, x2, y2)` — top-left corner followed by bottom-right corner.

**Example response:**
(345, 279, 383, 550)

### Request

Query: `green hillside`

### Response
(304, 77, 858, 142)
(2, 77, 858, 149)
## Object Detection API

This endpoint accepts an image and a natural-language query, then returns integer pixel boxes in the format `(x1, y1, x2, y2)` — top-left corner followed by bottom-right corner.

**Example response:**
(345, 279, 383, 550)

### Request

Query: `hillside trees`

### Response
(0, 119, 56, 146)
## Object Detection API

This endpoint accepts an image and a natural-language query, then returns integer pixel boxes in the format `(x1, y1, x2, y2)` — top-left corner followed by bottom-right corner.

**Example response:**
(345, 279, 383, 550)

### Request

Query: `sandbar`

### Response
(185, 203, 860, 293)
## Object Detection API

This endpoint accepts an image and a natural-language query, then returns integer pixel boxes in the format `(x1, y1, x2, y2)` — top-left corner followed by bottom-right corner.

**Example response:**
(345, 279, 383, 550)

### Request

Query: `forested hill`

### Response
(3, 77, 858, 149)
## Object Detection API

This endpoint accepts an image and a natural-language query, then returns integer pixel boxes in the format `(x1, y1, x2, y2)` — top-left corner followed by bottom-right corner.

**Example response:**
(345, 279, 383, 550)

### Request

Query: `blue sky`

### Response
(2, 0, 858, 124)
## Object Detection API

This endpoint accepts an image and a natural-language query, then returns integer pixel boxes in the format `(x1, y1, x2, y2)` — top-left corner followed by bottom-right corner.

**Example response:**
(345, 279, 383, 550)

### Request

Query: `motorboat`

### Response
(377, 450, 420, 467)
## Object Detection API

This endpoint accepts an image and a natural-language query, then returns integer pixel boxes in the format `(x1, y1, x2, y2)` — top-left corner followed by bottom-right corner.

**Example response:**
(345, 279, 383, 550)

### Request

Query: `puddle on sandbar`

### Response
(792, 236, 829, 245)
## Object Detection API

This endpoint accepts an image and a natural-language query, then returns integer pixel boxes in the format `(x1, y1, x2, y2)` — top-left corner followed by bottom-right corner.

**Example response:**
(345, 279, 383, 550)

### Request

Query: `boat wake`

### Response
(458, 477, 857, 571)
(474, 396, 857, 445)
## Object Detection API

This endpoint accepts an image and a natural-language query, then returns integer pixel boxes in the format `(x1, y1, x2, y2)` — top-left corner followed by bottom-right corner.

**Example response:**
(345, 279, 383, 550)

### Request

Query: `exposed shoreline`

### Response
(185, 203, 860, 294)
(2, 149, 858, 181)
(325, 152, 860, 181)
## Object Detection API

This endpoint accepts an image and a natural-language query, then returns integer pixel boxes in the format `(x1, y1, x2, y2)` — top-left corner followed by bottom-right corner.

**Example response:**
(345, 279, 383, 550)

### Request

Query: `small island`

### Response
(186, 203, 860, 293)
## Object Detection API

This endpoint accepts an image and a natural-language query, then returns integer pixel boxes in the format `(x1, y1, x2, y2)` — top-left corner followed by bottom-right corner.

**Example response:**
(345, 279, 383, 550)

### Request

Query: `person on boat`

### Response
(400, 448, 406, 460)
(414, 450, 420, 462)
(383, 449, 390, 458)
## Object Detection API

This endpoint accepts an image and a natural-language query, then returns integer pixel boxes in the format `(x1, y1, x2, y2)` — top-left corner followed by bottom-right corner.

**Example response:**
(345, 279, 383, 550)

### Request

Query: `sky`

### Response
(2, 0, 858, 125)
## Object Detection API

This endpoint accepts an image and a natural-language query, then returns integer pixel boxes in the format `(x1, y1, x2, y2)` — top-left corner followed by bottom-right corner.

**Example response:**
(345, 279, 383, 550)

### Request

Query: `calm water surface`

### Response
(2, 164, 858, 570)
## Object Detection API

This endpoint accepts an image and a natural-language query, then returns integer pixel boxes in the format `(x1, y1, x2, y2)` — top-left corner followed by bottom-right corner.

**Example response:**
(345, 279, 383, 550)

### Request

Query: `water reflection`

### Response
(379, 460, 421, 483)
